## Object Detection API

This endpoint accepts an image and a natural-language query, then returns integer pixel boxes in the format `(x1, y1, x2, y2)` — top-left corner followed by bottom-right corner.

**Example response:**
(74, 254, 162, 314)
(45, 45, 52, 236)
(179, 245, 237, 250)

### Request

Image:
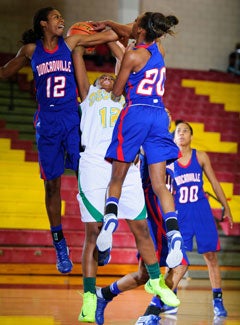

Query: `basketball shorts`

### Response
(78, 152, 147, 222)
(106, 104, 179, 164)
(176, 198, 221, 254)
(34, 109, 80, 180)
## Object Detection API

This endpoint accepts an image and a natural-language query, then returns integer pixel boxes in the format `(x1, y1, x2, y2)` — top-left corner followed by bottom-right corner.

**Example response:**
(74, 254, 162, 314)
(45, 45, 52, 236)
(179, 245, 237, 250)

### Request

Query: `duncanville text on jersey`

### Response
(36, 60, 72, 76)
(175, 173, 201, 186)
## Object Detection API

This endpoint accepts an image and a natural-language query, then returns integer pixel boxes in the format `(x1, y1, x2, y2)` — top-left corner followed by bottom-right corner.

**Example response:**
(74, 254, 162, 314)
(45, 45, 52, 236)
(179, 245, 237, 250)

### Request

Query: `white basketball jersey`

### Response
(80, 85, 125, 156)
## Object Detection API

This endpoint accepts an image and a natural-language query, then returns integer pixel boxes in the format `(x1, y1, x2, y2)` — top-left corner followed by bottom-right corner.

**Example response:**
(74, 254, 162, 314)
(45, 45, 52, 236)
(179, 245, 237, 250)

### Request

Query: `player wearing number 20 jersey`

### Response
(32, 37, 80, 180)
(167, 149, 221, 253)
(105, 42, 180, 164)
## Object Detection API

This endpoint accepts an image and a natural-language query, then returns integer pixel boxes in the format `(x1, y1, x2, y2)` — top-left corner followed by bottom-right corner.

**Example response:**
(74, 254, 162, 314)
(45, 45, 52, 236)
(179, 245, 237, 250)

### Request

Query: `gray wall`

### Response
(0, 0, 239, 71)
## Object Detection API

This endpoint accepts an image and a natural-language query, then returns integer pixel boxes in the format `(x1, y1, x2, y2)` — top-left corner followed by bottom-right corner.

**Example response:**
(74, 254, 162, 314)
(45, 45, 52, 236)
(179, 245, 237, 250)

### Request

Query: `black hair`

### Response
(140, 12, 179, 42)
(175, 119, 193, 135)
(21, 7, 55, 44)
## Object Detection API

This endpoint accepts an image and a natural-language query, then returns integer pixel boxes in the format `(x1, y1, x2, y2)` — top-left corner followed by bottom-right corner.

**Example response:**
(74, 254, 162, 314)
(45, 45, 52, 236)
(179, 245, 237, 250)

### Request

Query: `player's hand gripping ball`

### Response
(67, 21, 97, 53)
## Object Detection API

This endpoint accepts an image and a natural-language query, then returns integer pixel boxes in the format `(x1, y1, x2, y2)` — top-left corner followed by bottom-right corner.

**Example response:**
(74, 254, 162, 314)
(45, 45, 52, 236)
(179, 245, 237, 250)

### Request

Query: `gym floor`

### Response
(0, 277, 239, 325)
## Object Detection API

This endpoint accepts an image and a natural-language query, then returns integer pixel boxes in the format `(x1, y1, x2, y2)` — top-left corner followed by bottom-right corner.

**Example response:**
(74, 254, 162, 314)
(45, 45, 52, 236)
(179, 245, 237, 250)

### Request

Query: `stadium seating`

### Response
(0, 64, 239, 278)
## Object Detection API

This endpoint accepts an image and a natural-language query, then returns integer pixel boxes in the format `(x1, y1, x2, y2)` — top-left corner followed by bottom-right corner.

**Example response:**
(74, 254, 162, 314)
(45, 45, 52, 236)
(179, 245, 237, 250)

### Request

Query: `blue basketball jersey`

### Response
(125, 42, 166, 106)
(168, 149, 206, 205)
(31, 37, 78, 112)
(167, 149, 220, 253)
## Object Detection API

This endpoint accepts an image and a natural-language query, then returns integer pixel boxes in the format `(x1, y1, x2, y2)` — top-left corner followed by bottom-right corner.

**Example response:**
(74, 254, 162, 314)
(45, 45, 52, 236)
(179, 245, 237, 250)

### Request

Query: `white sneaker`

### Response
(96, 213, 118, 252)
(166, 231, 183, 268)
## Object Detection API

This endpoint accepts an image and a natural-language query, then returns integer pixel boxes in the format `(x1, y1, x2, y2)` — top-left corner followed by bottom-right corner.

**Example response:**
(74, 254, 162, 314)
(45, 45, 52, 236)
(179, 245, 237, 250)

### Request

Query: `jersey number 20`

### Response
(137, 67, 166, 96)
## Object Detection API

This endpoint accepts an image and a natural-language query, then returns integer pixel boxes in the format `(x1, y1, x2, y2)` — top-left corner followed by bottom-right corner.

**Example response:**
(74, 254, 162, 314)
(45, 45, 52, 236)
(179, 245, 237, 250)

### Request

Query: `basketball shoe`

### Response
(78, 292, 97, 322)
(145, 275, 180, 307)
(213, 298, 227, 317)
(95, 288, 112, 325)
(96, 213, 118, 255)
(53, 238, 73, 274)
(135, 315, 161, 325)
(149, 296, 178, 315)
(98, 248, 111, 266)
(160, 304, 178, 315)
(166, 231, 184, 268)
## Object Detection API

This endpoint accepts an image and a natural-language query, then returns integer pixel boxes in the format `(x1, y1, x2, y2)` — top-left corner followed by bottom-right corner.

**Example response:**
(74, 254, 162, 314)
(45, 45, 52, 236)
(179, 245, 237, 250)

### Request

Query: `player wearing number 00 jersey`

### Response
(167, 149, 220, 253)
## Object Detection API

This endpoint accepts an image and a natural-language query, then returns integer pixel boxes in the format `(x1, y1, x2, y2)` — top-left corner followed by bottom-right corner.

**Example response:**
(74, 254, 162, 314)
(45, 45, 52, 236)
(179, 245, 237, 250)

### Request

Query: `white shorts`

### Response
(77, 151, 146, 223)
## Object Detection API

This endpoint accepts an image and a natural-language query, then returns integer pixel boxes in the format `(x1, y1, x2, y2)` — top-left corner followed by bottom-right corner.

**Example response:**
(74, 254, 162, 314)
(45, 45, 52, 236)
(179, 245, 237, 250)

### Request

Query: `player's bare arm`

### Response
(72, 46, 90, 101)
(111, 50, 137, 100)
(93, 20, 133, 38)
(66, 29, 118, 51)
(197, 151, 233, 225)
(0, 43, 35, 79)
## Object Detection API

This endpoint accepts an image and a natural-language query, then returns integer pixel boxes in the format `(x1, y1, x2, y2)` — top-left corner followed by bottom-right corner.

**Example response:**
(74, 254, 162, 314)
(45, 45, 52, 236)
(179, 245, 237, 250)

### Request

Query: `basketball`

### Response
(67, 21, 97, 53)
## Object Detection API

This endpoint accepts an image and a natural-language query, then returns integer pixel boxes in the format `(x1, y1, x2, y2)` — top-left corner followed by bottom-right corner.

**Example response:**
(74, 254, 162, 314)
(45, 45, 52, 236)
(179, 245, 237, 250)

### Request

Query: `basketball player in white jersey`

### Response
(72, 42, 180, 323)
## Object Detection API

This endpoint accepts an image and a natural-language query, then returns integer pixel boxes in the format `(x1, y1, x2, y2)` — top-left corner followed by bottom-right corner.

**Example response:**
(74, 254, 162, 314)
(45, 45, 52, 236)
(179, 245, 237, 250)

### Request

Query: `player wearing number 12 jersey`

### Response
(0, 6, 121, 275)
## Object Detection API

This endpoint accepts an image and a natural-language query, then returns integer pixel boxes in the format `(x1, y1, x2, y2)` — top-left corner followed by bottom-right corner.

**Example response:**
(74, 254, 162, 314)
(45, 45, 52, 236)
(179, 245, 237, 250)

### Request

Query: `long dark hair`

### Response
(21, 7, 55, 44)
(140, 12, 179, 42)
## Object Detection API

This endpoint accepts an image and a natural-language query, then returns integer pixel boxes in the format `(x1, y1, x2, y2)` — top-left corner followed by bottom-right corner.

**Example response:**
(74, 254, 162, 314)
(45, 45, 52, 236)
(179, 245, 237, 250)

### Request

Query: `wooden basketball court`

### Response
(0, 266, 239, 325)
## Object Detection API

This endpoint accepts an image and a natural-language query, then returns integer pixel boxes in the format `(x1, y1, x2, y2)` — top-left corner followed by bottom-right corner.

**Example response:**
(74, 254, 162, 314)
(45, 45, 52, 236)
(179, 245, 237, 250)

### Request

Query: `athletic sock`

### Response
(83, 277, 96, 294)
(144, 305, 161, 316)
(164, 212, 179, 232)
(145, 262, 160, 279)
(101, 281, 121, 300)
(213, 288, 223, 299)
(105, 197, 119, 216)
(51, 224, 64, 242)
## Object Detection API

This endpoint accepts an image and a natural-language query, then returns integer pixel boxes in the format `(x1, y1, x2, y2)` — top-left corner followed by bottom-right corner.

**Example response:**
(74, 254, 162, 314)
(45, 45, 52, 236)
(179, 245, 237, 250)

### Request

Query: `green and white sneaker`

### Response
(144, 275, 180, 307)
(78, 292, 97, 322)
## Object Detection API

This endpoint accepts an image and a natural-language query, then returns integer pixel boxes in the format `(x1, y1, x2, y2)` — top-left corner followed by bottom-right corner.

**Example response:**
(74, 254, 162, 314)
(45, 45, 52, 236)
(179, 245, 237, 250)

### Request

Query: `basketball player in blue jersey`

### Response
(95, 110, 189, 325)
(0, 7, 121, 274)
(94, 12, 185, 296)
(166, 121, 233, 318)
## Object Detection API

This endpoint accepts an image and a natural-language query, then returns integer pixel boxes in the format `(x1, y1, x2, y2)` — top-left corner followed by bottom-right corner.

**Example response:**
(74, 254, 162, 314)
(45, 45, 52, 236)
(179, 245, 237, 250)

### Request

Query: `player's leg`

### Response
(195, 199, 227, 317)
(128, 219, 180, 307)
(148, 162, 184, 268)
(79, 221, 101, 322)
(96, 259, 148, 325)
(96, 160, 131, 253)
(44, 177, 73, 274)
(203, 251, 227, 317)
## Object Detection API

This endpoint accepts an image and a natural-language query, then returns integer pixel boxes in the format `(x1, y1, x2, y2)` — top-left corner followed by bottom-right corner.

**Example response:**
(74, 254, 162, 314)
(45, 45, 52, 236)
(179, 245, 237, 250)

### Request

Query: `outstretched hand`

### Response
(91, 21, 107, 31)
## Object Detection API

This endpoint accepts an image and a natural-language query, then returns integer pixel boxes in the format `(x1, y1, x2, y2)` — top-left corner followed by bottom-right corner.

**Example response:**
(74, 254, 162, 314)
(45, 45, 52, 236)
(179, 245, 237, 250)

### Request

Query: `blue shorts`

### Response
(105, 104, 179, 164)
(176, 198, 220, 254)
(34, 109, 80, 180)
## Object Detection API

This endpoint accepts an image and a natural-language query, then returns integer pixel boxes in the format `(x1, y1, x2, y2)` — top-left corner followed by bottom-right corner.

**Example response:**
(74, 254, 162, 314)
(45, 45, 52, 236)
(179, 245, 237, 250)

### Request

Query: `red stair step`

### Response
(11, 139, 33, 151)
(25, 150, 38, 162)
(0, 120, 6, 128)
(219, 219, 240, 236)
(0, 128, 19, 139)
(0, 246, 138, 264)
(0, 228, 135, 248)
(61, 175, 78, 190)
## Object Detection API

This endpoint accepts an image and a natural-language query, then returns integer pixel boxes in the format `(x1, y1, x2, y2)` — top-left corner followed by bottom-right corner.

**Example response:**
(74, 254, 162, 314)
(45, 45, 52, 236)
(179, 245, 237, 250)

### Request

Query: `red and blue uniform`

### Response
(140, 153, 189, 266)
(167, 149, 221, 253)
(31, 37, 80, 180)
(105, 42, 179, 164)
